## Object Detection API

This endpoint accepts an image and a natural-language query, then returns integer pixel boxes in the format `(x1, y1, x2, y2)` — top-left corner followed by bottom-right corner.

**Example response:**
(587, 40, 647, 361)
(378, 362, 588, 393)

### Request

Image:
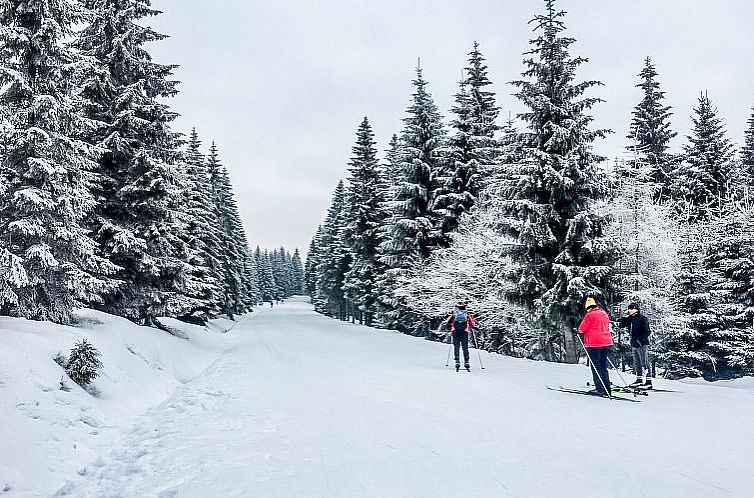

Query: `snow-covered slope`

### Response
(2, 297, 753, 497)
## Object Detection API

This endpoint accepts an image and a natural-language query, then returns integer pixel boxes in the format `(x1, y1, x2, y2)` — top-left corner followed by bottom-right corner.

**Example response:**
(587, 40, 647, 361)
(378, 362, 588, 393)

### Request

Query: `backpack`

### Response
(453, 309, 468, 329)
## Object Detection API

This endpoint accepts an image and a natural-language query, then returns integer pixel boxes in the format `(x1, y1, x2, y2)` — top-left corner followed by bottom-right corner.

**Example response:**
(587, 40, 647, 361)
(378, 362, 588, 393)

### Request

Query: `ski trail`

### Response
(57, 298, 754, 498)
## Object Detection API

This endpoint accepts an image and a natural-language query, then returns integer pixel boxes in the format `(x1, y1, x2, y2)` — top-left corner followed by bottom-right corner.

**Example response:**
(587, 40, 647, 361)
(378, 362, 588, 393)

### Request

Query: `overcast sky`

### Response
(148, 0, 754, 257)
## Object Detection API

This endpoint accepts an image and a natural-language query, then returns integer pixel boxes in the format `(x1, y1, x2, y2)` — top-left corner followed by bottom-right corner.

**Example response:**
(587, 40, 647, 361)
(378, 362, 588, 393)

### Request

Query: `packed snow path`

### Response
(62, 298, 754, 497)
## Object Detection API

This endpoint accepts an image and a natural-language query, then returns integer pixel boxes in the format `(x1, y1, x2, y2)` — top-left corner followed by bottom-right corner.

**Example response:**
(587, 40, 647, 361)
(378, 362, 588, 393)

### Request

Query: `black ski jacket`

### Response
(618, 313, 651, 347)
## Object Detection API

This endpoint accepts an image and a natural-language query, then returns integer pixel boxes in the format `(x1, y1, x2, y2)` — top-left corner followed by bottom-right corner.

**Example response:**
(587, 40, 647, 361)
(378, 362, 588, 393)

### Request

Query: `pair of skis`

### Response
(455, 363, 471, 372)
(546, 385, 642, 402)
(547, 384, 679, 402)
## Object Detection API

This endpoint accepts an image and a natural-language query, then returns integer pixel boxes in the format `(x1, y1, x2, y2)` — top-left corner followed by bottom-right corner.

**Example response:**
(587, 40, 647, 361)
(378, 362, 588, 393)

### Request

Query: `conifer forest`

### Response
(306, 1, 754, 380)
(0, 0, 304, 326)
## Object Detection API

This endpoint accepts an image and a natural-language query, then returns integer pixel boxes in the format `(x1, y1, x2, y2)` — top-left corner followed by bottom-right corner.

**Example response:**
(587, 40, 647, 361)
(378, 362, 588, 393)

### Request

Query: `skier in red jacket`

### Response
(577, 297, 614, 397)
(445, 304, 478, 371)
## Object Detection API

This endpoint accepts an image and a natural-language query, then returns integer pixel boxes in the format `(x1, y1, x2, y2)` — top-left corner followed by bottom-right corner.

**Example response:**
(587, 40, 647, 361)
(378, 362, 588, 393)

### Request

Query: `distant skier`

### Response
(445, 304, 477, 371)
(618, 302, 652, 389)
(577, 297, 614, 397)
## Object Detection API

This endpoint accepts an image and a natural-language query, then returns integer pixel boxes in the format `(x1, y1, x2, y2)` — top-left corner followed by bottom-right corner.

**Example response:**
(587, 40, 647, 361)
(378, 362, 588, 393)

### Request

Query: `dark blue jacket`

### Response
(618, 313, 651, 347)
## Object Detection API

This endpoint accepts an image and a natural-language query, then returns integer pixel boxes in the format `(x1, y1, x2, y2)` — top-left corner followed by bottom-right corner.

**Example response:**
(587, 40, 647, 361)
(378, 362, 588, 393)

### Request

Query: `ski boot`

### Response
(455, 362, 460, 372)
(629, 377, 643, 388)
(464, 362, 471, 372)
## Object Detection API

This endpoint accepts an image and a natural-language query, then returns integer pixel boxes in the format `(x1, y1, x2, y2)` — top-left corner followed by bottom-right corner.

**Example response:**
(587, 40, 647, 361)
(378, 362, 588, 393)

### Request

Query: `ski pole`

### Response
(470, 327, 485, 370)
(575, 333, 612, 400)
(607, 356, 631, 388)
(445, 339, 453, 367)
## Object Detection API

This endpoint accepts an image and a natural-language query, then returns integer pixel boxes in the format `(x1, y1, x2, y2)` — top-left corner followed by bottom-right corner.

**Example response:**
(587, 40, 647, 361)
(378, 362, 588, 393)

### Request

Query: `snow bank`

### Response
(0, 309, 240, 497)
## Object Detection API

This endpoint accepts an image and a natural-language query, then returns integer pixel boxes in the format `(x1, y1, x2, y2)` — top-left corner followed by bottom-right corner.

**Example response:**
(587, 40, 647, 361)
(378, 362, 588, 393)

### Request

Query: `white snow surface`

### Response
(1, 296, 753, 498)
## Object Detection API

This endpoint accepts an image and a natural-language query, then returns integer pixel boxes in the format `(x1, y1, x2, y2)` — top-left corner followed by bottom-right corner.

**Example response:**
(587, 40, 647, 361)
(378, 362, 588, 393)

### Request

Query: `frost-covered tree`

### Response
(742, 107, 754, 183)
(74, 0, 186, 325)
(380, 64, 446, 265)
(601, 152, 679, 366)
(65, 339, 103, 387)
(207, 143, 253, 316)
(254, 247, 276, 302)
(316, 181, 351, 318)
(626, 57, 676, 197)
(377, 65, 445, 325)
(176, 127, 223, 315)
(342, 117, 387, 325)
(0, 0, 118, 323)
(670, 92, 735, 221)
(504, 0, 615, 362)
(433, 42, 500, 238)
(291, 248, 305, 295)
(395, 200, 537, 355)
(304, 227, 323, 298)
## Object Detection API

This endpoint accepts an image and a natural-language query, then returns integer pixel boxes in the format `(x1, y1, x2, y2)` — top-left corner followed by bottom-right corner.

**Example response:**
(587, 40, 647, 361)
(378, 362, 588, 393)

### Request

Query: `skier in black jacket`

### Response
(618, 302, 652, 389)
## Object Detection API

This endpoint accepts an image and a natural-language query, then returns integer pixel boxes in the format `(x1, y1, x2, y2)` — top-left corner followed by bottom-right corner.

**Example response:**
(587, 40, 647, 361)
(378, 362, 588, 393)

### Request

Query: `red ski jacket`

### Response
(577, 307, 614, 347)
(445, 313, 477, 333)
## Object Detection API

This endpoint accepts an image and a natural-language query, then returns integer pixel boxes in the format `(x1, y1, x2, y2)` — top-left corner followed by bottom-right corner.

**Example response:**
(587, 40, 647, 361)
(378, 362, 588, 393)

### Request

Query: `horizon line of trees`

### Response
(0, 0, 305, 326)
(306, 0, 754, 381)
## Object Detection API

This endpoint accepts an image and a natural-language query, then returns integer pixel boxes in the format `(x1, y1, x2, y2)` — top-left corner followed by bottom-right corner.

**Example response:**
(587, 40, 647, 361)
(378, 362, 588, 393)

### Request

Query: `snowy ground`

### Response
(2, 297, 753, 498)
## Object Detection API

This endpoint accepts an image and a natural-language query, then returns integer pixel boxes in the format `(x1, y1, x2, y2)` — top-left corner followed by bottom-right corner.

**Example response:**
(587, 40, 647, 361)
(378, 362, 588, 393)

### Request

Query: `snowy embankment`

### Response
(2, 297, 754, 498)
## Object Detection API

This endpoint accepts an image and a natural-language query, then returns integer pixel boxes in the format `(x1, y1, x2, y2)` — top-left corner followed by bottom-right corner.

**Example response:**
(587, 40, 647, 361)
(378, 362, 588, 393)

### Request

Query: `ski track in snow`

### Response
(53, 298, 754, 497)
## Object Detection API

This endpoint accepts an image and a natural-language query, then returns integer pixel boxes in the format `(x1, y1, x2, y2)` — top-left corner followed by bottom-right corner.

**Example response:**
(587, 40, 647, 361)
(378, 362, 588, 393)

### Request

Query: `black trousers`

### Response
(587, 346, 611, 394)
(452, 330, 469, 362)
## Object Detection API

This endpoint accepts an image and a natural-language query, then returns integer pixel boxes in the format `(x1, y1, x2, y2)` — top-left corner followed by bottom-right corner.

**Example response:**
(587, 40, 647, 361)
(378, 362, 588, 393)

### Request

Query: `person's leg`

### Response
(638, 345, 652, 386)
(632, 346, 643, 377)
(452, 331, 461, 363)
(461, 332, 470, 364)
(598, 348, 611, 395)
(587, 347, 604, 393)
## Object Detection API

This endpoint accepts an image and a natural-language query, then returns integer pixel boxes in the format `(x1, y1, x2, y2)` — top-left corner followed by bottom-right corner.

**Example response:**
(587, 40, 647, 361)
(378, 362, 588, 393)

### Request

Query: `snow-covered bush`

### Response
(65, 339, 103, 387)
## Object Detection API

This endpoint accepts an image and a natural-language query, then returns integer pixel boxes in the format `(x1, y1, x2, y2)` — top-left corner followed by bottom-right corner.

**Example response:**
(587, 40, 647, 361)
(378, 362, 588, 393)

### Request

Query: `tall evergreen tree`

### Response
(0, 0, 118, 323)
(176, 127, 223, 316)
(304, 227, 323, 298)
(208, 144, 252, 317)
(254, 247, 276, 302)
(626, 57, 676, 196)
(670, 92, 735, 221)
(703, 203, 754, 377)
(342, 117, 387, 325)
(291, 248, 305, 295)
(742, 107, 754, 183)
(377, 66, 446, 326)
(505, 0, 615, 362)
(74, 0, 185, 324)
(380, 65, 445, 264)
(316, 181, 351, 318)
(434, 42, 500, 239)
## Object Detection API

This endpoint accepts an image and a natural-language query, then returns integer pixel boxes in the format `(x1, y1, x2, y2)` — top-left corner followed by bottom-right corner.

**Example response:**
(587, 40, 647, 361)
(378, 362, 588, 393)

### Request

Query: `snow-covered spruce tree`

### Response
(626, 57, 676, 198)
(207, 143, 253, 317)
(315, 181, 351, 318)
(0, 0, 118, 323)
(174, 127, 223, 316)
(291, 248, 305, 295)
(254, 247, 277, 302)
(504, 0, 615, 362)
(742, 107, 754, 185)
(73, 0, 186, 325)
(670, 92, 735, 221)
(342, 117, 388, 326)
(433, 42, 500, 240)
(377, 65, 446, 329)
(655, 210, 721, 380)
(65, 339, 103, 387)
(601, 150, 679, 365)
(701, 202, 754, 377)
(304, 227, 323, 299)
(271, 248, 292, 298)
